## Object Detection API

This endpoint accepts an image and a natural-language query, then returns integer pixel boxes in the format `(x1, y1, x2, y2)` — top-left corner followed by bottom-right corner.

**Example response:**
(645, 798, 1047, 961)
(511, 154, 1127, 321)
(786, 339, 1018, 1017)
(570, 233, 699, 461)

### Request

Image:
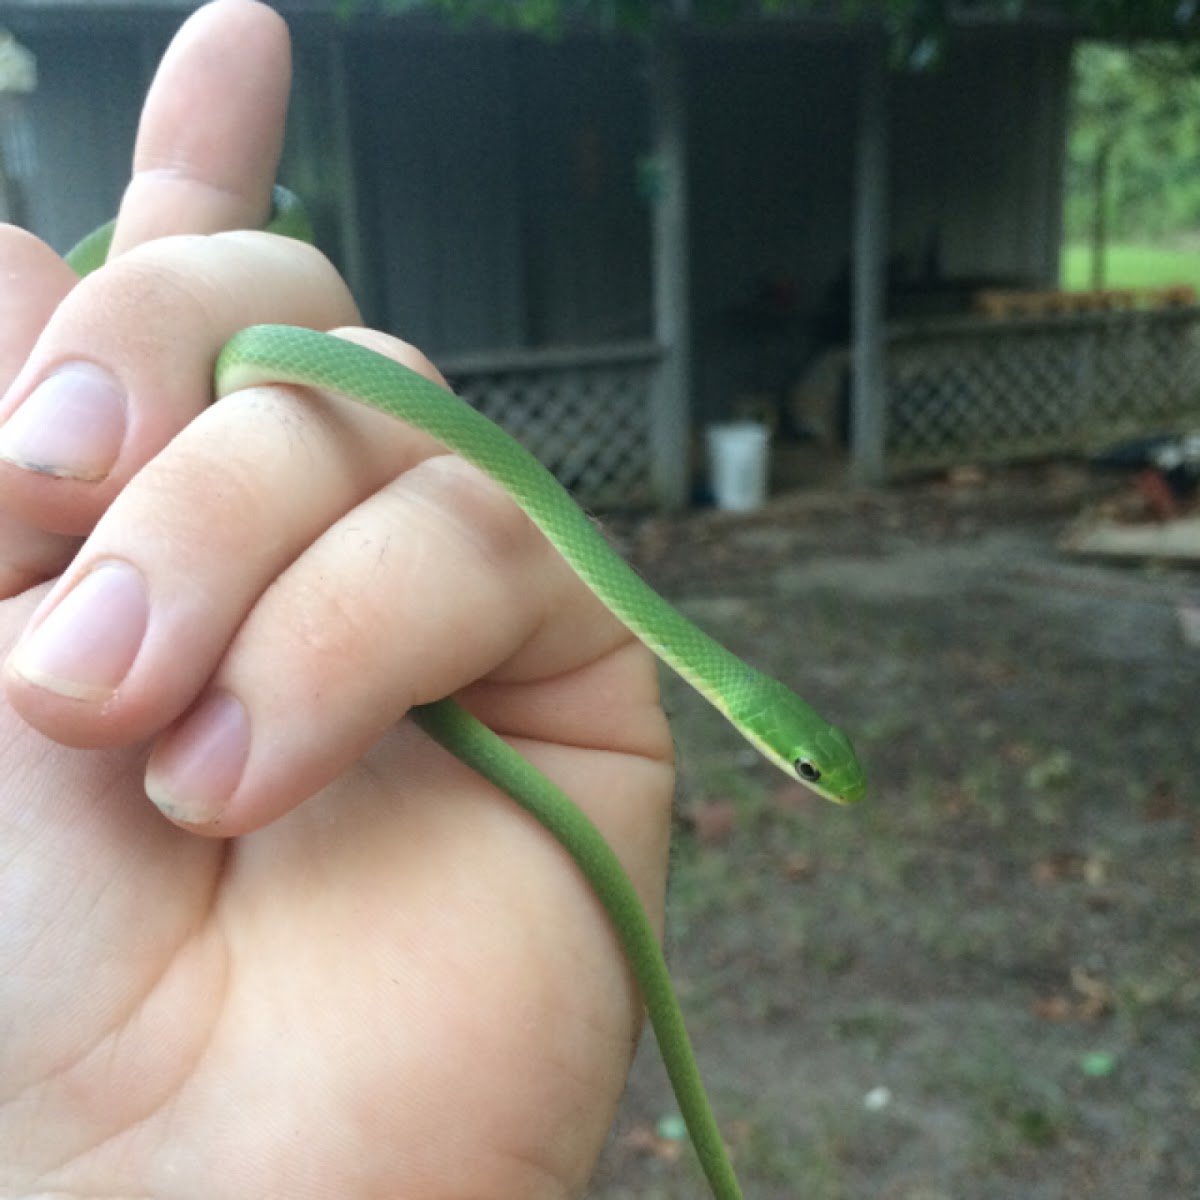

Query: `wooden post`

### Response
(649, 34, 692, 510)
(850, 37, 889, 486)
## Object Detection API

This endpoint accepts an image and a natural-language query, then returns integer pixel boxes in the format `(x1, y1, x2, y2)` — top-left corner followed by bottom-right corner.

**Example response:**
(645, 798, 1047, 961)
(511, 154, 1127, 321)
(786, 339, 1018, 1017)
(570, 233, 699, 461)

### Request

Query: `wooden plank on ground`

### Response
(1060, 514, 1200, 562)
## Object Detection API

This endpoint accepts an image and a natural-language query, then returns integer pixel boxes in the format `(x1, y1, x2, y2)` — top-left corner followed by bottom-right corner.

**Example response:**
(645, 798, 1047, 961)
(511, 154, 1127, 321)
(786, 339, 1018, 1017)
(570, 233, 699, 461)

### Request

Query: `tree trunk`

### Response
(1089, 140, 1111, 289)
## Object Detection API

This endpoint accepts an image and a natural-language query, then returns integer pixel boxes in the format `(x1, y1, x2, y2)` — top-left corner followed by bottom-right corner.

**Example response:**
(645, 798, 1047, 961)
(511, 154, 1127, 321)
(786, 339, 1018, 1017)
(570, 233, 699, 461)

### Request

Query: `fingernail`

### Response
(146, 690, 250, 826)
(8, 560, 148, 701)
(0, 363, 126, 480)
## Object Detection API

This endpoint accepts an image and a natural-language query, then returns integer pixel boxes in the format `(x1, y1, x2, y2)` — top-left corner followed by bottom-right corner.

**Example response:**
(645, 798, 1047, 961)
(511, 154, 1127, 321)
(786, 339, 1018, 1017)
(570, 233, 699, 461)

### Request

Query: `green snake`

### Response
(68, 189, 865, 1200)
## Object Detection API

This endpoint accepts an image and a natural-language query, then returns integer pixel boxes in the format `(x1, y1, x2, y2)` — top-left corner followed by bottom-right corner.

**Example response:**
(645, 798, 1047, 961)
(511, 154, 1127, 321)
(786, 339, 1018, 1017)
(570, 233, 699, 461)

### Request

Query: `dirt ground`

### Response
(585, 462, 1198, 1200)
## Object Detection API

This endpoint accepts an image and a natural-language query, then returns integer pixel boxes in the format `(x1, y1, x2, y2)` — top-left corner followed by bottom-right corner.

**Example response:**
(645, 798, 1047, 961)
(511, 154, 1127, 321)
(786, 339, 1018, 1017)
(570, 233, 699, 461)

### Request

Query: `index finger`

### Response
(107, 0, 291, 259)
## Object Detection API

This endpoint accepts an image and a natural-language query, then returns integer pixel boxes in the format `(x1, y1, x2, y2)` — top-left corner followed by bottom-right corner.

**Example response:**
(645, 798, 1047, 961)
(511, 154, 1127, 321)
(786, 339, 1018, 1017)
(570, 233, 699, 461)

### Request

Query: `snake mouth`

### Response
(832, 777, 867, 805)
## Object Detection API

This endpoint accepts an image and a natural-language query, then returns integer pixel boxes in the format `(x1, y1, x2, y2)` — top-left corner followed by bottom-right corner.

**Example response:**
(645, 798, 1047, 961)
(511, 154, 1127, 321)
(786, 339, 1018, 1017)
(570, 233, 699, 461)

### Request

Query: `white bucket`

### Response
(705, 421, 770, 512)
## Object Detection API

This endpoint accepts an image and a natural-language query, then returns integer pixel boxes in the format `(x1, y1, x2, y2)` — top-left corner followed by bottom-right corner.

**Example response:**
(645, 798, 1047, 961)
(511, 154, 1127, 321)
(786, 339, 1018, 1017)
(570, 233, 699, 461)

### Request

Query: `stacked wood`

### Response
(972, 285, 1197, 319)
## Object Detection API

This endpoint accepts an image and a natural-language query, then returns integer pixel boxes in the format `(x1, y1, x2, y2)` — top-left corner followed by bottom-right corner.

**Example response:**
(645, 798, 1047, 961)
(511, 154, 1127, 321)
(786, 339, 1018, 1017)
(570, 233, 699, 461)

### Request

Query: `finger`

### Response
(0, 227, 77, 388)
(0, 231, 358, 547)
(5, 326, 673, 838)
(108, 0, 291, 258)
(0, 226, 87, 595)
(144, 451, 652, 835)
(3, 330, 448, 749)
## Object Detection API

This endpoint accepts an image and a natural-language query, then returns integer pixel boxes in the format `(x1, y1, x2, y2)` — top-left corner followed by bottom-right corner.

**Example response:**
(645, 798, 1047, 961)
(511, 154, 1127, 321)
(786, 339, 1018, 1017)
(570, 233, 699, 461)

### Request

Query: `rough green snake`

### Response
(68, 189, 865, 1199)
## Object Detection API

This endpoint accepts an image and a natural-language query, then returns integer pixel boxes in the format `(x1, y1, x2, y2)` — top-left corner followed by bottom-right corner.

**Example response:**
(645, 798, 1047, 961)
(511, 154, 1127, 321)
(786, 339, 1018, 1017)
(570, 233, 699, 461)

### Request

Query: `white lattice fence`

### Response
(885, 309, 1200, 473)
(441, 341, 661, 509)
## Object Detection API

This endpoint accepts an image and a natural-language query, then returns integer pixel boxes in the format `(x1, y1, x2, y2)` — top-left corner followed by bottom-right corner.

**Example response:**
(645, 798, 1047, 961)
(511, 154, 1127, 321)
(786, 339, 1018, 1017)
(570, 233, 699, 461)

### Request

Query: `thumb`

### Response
(108, 0, 291, 258)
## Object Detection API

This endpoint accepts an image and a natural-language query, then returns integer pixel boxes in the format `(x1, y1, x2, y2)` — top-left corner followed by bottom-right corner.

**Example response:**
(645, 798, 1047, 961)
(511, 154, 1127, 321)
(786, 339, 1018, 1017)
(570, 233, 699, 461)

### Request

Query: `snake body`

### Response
(69, 193, 865, 1200)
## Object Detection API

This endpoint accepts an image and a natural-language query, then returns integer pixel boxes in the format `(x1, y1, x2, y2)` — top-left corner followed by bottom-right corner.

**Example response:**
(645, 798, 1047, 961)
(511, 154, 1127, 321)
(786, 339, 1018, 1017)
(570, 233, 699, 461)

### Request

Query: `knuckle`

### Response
(68, 242, 213, 344)
(401, 454, 540, 574)
(328, 328, 451, 391)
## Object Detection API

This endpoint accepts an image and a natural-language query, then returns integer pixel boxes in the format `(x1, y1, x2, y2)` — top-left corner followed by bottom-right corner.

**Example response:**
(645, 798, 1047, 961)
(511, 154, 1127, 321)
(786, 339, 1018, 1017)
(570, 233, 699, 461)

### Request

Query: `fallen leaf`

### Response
(1024, 749, 1075, 791)
(1033, 968, 1114, 1023)
(937, 783, 969, 818)
(1034, 995, 1074, 1022)
(684, 799, 737, 845)
(623, 1123, 685, 1163)
(724, 1119, 753, 1148)
(1002, 741, 1037, 766)
(1071, 966, 1115, 1021)
(780, 851, 815, 881)
(1082, 853, 1111, 886)
(1142, 778, 1187, 823)
(1031, 852, 1083, 884)
(773, 784, 815, 812)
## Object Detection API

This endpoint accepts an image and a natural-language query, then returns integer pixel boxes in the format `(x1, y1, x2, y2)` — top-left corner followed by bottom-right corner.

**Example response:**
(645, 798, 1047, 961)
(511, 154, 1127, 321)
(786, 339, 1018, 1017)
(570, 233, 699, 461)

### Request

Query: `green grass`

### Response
(1060, 241, 1200, 291)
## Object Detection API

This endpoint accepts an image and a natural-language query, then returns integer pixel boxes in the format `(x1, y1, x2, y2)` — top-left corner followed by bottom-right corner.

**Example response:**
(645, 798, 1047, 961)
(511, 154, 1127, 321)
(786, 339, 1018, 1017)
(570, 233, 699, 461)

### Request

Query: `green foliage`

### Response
(1065, 43, 1200, 244)
(1061, 241, 1200, 290)
(340, 1, 1200, 48)
(1056, 0, 1200, 42)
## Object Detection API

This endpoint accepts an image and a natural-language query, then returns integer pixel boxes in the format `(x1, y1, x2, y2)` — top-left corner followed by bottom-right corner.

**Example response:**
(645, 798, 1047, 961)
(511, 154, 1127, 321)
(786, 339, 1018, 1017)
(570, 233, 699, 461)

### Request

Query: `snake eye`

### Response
(796, 759, 822, 784)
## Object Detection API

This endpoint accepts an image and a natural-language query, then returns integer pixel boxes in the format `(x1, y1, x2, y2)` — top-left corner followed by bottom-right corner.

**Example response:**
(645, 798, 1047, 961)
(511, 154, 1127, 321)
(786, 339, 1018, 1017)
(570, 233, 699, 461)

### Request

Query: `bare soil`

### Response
(587, 463, 1199, 1200)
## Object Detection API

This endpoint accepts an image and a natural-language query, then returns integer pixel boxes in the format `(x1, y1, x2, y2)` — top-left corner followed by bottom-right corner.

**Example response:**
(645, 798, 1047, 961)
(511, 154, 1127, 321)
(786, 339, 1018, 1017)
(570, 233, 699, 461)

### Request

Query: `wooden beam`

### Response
(649, 33, 692, 511)
(850, 36, 889, 486)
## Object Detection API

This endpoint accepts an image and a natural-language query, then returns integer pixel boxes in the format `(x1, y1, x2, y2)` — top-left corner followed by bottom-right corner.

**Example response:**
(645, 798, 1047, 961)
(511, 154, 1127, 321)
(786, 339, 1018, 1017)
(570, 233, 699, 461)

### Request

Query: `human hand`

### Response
(0, 2, 673, 1195)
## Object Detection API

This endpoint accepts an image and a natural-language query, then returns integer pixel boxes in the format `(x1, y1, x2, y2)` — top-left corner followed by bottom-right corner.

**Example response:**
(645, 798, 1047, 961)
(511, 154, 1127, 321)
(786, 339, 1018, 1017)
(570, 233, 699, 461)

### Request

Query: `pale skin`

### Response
(0, 2, 675, 1196)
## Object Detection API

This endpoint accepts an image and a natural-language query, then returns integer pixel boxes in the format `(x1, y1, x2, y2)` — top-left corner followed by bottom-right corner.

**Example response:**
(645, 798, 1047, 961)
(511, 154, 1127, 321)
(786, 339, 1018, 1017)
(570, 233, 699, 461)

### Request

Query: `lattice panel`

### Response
(886, 310, 1200, 473)
(448, 358, 656, 509)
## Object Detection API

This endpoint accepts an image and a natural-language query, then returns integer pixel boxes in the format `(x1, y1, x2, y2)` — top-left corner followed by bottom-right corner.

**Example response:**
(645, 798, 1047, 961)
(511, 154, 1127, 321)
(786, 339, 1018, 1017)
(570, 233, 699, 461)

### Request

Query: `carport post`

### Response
(850, 36, 890, 486)
(649, 33, 692, 511)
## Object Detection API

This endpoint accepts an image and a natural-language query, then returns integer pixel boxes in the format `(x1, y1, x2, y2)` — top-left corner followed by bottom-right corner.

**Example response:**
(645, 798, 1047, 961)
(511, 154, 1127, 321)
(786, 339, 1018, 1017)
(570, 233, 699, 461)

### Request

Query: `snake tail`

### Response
(414, 698, 745, 1200)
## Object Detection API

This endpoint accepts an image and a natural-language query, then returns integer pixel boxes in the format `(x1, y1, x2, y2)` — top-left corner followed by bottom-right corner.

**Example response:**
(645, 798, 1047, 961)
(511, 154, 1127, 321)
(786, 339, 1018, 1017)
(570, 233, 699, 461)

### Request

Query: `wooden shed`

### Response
(9, 2, 1174, 507)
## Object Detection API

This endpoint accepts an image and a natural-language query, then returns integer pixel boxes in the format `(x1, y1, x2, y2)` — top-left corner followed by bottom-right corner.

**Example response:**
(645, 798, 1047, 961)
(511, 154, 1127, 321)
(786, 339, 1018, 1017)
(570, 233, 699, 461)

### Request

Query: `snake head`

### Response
(788, 718, 866, 804)
(731, 673, 867, 805)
